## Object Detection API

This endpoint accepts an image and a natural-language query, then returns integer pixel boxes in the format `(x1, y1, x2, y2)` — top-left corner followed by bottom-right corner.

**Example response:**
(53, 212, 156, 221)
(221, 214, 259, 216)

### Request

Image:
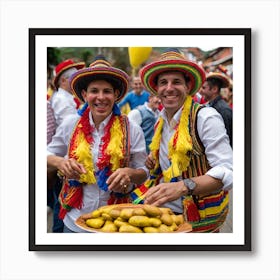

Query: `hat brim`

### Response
(53, 62, 86, 89)
(206, 73, 230, 88)
(140, 59, 206, 96)
(70, 67, 129, 103)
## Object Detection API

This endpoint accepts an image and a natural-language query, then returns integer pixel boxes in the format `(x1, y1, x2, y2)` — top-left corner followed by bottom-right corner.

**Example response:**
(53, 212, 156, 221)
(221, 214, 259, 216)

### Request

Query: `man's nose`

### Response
(166, 82, 174, 91)
(96, 91, 106, 98)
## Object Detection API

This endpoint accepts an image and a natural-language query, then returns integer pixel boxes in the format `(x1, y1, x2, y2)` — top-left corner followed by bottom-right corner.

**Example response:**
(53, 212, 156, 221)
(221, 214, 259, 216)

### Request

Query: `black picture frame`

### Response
(29, 28, 251, 251)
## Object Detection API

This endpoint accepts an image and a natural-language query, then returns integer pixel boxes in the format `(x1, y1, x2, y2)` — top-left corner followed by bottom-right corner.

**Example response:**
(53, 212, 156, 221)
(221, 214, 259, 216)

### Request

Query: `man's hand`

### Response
(145, 153, 156, 170)
(144, 181, 186, 206)
(106, 167, 132, 193)
(57, 158, 86, 180)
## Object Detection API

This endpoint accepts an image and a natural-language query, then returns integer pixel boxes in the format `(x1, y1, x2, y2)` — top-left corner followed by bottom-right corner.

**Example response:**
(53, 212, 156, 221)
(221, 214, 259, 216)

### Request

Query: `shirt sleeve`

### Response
(197, 107, 233, 190)
(47, 115, 79, 157)
(127, 109, 142, 126)
(47, 101, 56, 144)
(128, 120, 149, 178)
(51, 93, 77, 126)
(117, 93, 130, 109)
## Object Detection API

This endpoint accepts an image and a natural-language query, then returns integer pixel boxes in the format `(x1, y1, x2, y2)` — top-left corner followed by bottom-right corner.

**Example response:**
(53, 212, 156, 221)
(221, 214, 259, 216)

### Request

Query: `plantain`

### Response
(128, 216, 152, 227)
(143, 205, 162, 217)
(120, 208, 134, 220)
(158, 224, 172, 232)
(160, 213, 174, 226)
(86, 218, 105, 229)
(101, 212, 113, 221)
(114, 217, 129, 228)
(133, 208, 146, 216)
(143, 227, 160, 233)
(173, 214, 184, 226)
(159, 207, 173, 215)
(119, 224, 143, 233)
(169, 222, 179, 231)
(100, 221, 118, 232)
(109, 209, 121, 219)
(149, 217, 162, 227)
(91, 209, 101, 218)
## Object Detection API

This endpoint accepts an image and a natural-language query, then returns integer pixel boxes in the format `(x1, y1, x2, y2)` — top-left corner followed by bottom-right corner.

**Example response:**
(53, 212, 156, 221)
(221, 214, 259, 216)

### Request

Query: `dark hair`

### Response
(206, 78, 223, 91)
(79, 75, 123, 93)
(76, 75, 123, 102)
(154, 70, 191, 85)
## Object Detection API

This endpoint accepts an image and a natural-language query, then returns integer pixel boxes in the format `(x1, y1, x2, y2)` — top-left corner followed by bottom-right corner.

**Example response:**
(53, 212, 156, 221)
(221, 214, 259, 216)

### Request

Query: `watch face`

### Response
(189, 180, 196, 190)
(185, 179, 196, 190)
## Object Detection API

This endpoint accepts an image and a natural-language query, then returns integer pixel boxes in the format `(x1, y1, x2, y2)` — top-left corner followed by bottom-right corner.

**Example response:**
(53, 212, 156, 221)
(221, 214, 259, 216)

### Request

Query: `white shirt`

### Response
(47, 111, 148, 232)
(159, 106, 233, 213)
(50, 87, 78, 127)
(127, 102, 160, 126)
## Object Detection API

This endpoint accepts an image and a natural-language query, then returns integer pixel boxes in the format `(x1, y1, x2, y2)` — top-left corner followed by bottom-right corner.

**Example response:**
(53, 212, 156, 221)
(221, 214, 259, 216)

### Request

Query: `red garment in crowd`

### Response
(193, 94, 207, 104)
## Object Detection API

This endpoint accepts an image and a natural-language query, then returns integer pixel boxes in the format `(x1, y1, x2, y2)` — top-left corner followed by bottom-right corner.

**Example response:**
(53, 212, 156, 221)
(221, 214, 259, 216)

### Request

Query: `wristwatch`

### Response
(183, 178, 196, 196)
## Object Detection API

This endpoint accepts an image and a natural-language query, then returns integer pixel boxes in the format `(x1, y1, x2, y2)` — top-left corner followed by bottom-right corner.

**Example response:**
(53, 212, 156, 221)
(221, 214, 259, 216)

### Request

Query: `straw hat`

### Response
(206, 72, 230, 88)
(69, 55, 129, 103)
(53, 59, 85, 89)
(139, 48, 206, 96)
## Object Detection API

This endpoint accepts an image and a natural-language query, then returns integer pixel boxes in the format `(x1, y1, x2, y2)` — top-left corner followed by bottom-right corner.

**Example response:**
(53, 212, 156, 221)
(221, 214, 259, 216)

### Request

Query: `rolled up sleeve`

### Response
(47, 115, 79, 157)
(197, 107, 233, 190)
(128, 120, 149, 178)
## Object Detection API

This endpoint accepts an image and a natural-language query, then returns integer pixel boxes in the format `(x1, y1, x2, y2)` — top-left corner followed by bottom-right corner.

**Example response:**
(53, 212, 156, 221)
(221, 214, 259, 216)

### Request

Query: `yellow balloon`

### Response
(128, 47, 152, 68)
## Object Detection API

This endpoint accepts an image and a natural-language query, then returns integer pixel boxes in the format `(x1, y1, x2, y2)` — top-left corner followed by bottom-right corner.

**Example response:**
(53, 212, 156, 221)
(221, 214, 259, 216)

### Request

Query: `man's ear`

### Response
(213, 85, 219, 93)
(81, 90, 87, 102)
(114, 89, 120, 101)
(185, 81, 192, 94)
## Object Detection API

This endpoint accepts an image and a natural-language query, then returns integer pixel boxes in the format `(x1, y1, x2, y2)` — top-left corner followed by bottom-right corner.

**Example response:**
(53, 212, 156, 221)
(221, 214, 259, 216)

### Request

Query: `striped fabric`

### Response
(131, 102, 230, 232)
(130, 184, 149, 204)
(139, 50, 205, 96)
(183, 190, 229, 232)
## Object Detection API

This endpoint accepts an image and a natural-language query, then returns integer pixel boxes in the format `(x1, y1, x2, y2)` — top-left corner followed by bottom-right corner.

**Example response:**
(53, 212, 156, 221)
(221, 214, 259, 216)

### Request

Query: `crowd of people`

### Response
(47, 48, 233, 233)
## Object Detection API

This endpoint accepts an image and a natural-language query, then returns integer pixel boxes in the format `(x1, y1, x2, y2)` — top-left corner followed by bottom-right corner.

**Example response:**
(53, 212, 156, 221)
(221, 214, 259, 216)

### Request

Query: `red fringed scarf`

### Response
(58, 107, 130, 219)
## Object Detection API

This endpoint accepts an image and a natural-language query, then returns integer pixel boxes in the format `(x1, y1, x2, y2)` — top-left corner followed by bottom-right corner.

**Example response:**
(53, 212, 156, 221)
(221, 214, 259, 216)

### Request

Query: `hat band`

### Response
(143, 62, 204, 95)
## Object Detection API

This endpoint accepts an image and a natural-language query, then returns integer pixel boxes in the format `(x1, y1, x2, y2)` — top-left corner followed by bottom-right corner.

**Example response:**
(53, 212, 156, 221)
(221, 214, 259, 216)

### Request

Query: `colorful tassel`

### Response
(58, 105, 129, 218)
(96, 167, 110, 191)
(183, 196, 200, 222)
(77, 102, 88, 116)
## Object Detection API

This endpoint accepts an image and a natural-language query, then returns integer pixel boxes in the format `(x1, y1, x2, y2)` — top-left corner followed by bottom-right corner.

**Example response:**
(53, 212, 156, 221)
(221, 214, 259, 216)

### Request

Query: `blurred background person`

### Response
(193, 91, 207, 104)
(200, 72, 232, 147)
(48, 58, 85, 232)
(128, 95, 161, 153)
(117, 76, 150, 113)
(221, 81, 233, 109)
(50, 59, 85, 127)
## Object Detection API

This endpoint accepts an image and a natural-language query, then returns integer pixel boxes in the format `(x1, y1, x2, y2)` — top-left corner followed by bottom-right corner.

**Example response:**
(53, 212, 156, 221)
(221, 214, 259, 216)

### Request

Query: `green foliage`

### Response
(47, 47, 61, 67)
(47, 47, 133, 77)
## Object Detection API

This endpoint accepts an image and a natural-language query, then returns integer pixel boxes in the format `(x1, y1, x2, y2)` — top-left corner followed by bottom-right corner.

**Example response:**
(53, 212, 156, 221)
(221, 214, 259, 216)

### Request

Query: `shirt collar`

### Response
(89, 111, 113, 130)
(160, 106, 183, 129)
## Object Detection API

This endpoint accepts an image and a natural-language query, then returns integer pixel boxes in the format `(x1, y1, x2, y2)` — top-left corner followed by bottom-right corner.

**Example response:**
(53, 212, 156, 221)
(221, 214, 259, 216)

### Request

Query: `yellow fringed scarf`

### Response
(68, 108, 126, 185)
(150, 95, 193, 182)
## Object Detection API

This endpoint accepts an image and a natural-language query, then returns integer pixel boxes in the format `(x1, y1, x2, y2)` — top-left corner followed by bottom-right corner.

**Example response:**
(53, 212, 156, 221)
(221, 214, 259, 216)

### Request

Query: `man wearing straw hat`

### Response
(47, 55, 148, 233)
(48, 59, 86, 232)
(200, 72, 233, 147)
(50, 59, 86, 127)
(131, 48, 233, 232)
